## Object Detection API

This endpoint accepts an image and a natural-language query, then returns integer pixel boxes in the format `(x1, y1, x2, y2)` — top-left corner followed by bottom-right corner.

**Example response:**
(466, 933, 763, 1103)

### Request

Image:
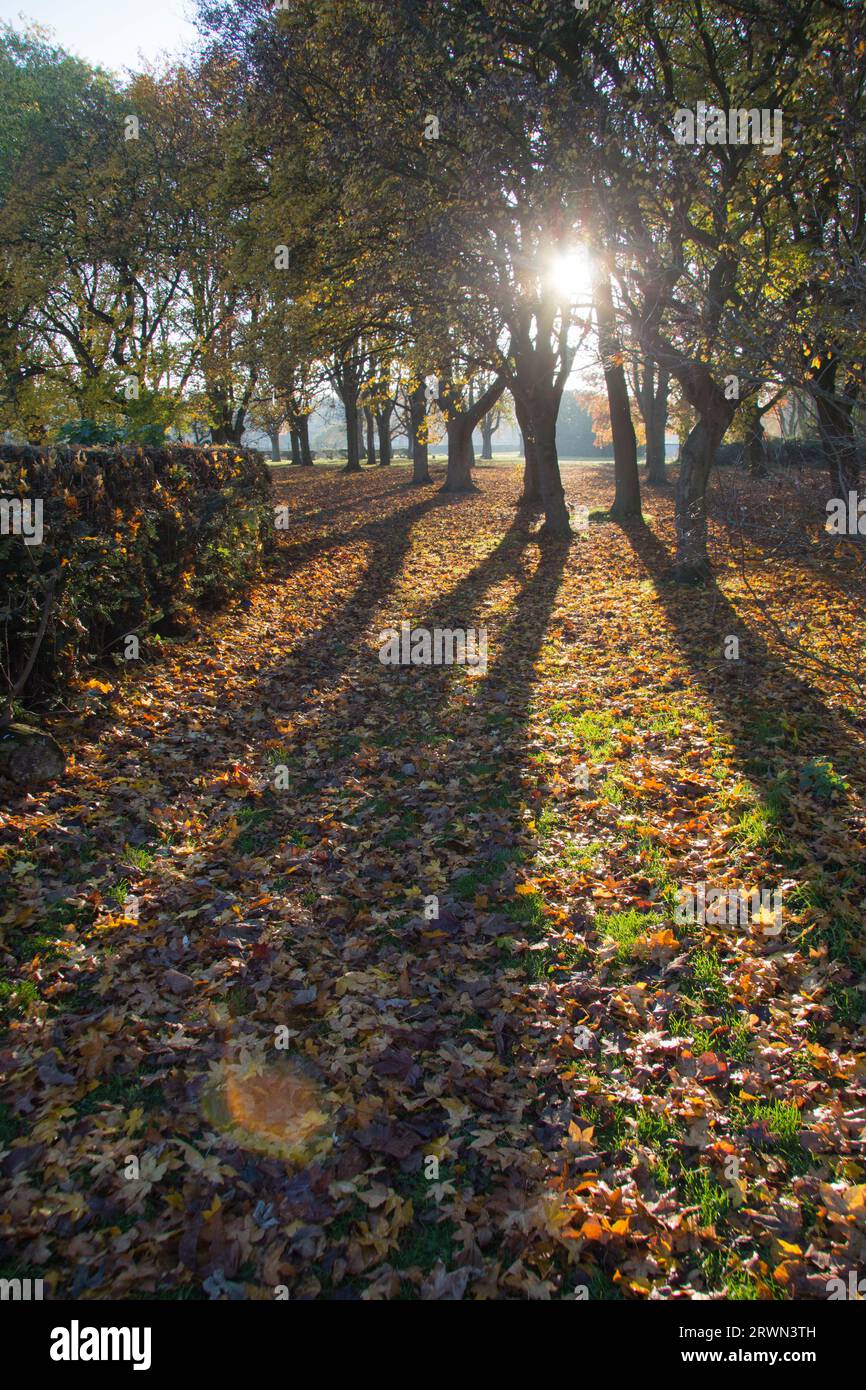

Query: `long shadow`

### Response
(267, 482, 443, 584)
(4, 476, 582, 1297)
(229, 490, 448, 707)
(278, 474, 443, 530)
(620, 519, 866, 958)
(260, 517, 573, 1192)
(273, 471, 487, 571)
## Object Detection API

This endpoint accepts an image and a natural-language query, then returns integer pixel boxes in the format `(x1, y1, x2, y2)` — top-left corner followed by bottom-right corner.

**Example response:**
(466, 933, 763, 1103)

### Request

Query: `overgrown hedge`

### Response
(0, 442, 273, 707)
(715, 438, 865, 469)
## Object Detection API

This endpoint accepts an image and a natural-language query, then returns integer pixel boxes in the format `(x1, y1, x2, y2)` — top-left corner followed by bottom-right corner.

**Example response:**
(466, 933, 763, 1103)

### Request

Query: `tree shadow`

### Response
(619, 517, 865, 957)
(228, 489, 449, 702)
(18, 497, 577, 1296)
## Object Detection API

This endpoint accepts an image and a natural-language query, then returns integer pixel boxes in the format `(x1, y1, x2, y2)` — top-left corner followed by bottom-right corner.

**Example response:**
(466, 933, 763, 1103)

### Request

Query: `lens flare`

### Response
(203, 1058, 331, 1163)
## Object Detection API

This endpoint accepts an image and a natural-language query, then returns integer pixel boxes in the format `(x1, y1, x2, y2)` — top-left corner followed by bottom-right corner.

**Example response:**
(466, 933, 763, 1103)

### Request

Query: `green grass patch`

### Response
(452, 849, 521, 900)
(123, 844, 157, 871)
(595, 908, 664, 960)
(681, 1167, 730, 1227)
(0, 979, 39, 1024)
(787, 876, 859, 961)
(225, 985, 255, 1018)
(76, 1076, 165, 1117)
(731, 798, 783, 852)
(7, 902, 92, 965)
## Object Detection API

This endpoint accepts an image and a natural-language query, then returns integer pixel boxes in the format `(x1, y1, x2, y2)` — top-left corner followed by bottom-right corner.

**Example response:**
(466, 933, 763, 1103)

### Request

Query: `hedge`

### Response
(714, 438, 865, 469)
(0, 442, 273, 711)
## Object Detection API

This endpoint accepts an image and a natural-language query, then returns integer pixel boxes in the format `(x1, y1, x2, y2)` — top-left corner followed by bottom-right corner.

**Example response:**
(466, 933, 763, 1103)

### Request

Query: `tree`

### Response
(629, 354, 670, 485)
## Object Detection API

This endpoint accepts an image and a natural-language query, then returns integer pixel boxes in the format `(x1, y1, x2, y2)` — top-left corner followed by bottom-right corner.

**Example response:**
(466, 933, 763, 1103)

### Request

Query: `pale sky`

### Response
(0, 0, 200, 72)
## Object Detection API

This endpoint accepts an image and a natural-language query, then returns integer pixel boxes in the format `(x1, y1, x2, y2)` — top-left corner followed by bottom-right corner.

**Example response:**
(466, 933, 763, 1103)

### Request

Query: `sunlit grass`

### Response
(596, 908, 664, 960)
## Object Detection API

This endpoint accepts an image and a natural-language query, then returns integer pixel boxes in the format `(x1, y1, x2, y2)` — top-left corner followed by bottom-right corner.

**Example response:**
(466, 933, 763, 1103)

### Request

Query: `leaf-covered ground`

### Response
(2, 463, 865, 1300)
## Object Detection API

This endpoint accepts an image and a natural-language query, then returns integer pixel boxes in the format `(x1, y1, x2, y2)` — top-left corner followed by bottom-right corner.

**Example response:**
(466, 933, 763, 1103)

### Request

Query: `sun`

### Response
(548, 246, 593, 306)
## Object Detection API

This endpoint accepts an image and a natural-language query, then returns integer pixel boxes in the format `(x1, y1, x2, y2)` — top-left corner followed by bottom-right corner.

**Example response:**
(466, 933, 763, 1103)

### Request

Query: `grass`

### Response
(0, 978, 38, 1023)
(551, 707, 630, 759)
(681, 1167, 730, 1228)
(638, 833, 678, 902)
(107, 878, 131, 906)
(691, 947, 723, 997)
(452, 848, 521, 900)
(75, 1075, 165, 1117)
(391, 1173, 458, 1285)
(736, 1098, 801, 1143)
(503, 889, 549, 977)
(544, 937, 589, 978)
(235, 805, 273, 853)
(6, 901, 91, 965)
(225, 984, 255, 1017)
(123, 844, 157, 871)
(729, 1098, 813, 1173)
(575, 1102, 631, 1153)
(825, 984, 864, 1030)
(787, 875, 859, 962)
(732, 799, 783, 852)
(560, 838, 603, 872)
(635, 1108, 682, 1148)
(595, 908, 664, 960)
(719, 1015, 754, 1062)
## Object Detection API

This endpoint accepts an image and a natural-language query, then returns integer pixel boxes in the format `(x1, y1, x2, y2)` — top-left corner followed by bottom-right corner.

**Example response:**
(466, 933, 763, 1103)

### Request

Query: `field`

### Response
(2, 461, 864, 1301)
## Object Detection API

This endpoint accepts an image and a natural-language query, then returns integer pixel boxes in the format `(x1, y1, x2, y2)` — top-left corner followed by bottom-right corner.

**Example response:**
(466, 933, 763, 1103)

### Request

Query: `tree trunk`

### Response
(532, 398, 571, 538)
(594, 271, 641, 518)
(480, 414, 494, 459)
(671, 365, 739, 579)
(444, 413, 476, 491)
(439, 375, 505, 493)
(364, 406, 377, 467)
(268, 430, 281, 463)
(211, 423, 236, 445)
(289, 428, 302, 466)
(813, 363, 860, 495)
(376, 406, 393, 466)
(409, 385, 431, 484)
(343, 387, 362, 472)
(514, 393, 541, 507)
(608, 367, 641, 517)
(644, 365, 669, 485)
(298, 414, 313, 466)
(744, 405, 767, 476)
(674, 418, 726, 579)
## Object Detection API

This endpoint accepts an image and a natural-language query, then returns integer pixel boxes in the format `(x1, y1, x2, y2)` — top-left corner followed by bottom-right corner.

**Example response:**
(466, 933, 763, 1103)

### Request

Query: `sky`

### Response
(0, 0, 199, 72)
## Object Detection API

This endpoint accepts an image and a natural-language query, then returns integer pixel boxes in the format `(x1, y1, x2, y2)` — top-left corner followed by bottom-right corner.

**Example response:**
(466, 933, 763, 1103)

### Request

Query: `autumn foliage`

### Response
(1, 464, 864, 1302)
(0, 443, 272, 706)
